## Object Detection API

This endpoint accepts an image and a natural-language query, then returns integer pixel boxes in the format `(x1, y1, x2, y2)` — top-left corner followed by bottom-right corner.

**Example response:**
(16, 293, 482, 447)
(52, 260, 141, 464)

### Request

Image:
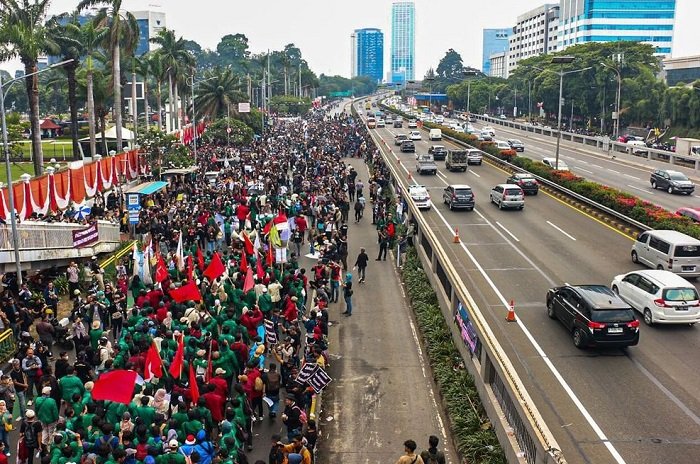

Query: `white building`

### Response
(489, 51, 508, 79)
(131, 10, 167, 56)
(508, 4, 559, 73)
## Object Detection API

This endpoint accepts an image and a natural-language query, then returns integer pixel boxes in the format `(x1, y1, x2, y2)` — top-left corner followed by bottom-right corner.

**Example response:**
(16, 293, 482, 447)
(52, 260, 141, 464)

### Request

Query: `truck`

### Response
(445, 149, 468, 172)
(416, 154, 438, 175)
(675, 138, 700, 157)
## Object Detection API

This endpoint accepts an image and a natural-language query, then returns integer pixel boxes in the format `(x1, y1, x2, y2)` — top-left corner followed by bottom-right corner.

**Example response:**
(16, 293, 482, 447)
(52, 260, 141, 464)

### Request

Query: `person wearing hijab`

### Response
(151, 389, 169, 416)
(0, 400, 10, 452)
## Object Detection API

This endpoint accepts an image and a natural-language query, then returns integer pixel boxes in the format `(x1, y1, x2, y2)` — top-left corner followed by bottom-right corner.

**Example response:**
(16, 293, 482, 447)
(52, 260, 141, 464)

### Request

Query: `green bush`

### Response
(402, 249, 505, 464)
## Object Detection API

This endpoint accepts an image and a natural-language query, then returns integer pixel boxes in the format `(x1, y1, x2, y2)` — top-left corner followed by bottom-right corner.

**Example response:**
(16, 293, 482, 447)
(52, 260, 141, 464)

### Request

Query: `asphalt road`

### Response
(359, 97, 700, 464)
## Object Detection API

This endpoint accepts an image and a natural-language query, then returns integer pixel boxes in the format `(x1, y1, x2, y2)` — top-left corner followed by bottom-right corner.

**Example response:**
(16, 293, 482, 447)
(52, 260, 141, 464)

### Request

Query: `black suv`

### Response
(506, 173, 539, 195)
(400, 140, 415, 153)
(428, 145, 448, 160)
(650, 169, 695, 194)
(546, 285, 640, 349)
(443, 185, 475, 211)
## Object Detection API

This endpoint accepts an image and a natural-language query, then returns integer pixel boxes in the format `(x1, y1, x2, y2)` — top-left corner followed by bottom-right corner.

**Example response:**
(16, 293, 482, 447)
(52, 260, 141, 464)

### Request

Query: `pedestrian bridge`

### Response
(0, 220, 123, 273)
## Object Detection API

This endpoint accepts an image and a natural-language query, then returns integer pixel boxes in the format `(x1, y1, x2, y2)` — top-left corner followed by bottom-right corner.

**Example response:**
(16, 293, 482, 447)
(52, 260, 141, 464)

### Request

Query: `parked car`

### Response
(611, 270, 700, 326)
(490, 184, 524, 210)
(466, 149, 482, 165)
(546, 284, 640, 349)
(443, 184, 475, 211)
(400, 140, 415, 153)
(506, 173, 539, 195)
(428, 145, 447, 160)
(676, 207, 700, 222)
(409, 131, 422, 141)
(394, 134, 408, 146)
(408, 184, 431, 209)
(542, 157, 569, 171)
(650, 169, 695, 194)
(508, 139, 525, 151)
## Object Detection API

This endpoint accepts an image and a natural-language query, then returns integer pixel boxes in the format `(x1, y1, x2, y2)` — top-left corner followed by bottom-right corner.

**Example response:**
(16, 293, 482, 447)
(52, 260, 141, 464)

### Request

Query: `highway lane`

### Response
(360, 99, 700, 464)
(465, 118, 700, 212)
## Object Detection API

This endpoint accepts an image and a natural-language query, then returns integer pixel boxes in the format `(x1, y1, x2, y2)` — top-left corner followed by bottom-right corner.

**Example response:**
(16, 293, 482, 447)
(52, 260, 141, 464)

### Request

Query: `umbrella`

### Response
(72, 204, 91, 220)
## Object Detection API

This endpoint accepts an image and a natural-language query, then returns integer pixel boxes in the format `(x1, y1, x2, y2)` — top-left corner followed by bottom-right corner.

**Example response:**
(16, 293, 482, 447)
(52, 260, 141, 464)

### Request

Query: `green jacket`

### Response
(34, 395, 59, 424)
(58, 375, 84, 403)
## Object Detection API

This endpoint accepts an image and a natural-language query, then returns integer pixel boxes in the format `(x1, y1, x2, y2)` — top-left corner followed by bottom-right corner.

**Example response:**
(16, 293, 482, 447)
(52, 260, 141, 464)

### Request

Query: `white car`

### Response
(435, 115, 444, 124)
(449, 122, 462, 131)
(408, 185, 431, 209)
(611, 270, 700, 325)
(409, 131, 422, 141)
(483, 126, 496, 136)
(376, 119, 386, 128)
(542, 157, 569, 171)
(407, 120, 418, 129)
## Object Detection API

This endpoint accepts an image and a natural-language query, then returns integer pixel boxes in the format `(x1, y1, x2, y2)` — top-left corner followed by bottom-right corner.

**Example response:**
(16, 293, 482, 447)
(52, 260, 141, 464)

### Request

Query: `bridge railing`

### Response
(0, 220, 121, 251)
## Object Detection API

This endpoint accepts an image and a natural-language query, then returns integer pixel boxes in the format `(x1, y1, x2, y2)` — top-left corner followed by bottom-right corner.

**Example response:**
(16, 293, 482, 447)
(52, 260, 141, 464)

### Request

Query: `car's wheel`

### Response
(443, 197, 447, 204)
(498, 200, 504, 210)
(519, 205, 524, 210)
(546, 300, 556, 319)
(533, 190, 538, 196)
(668, 186, 674, 194)
(449, 202, 454, 211)
(490, 195, 495, 204)
(651, 180, 657, 189)
(612, 285, 619, 295)
(631, 250, 639, 263)
(656, 264, 664, 270)
(643, 308, 654, 326)
(572, 328, 586, 349)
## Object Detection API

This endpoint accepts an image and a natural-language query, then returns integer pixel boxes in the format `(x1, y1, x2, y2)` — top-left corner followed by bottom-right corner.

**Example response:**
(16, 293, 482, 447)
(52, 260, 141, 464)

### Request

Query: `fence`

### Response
(0, 329, 16, 366)
(0, 220, 120, 251)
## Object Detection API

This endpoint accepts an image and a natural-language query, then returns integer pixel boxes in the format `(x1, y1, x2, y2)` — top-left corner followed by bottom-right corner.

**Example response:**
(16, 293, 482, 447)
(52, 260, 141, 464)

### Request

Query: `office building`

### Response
(662, 55, 700, 86)
(558, 0, 675, 56)
(131, 10, 167, 56)
(489, 52, 508, 79)
(390, 1, 415, 84)
(482, 29, 511, 75)
(508, 4, 559, 73)
(351, 28, 384, 83)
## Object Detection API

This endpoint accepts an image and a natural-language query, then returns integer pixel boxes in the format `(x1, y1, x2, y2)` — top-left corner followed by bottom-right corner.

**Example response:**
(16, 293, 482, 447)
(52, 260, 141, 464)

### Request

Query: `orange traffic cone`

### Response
(453, 227, 460, 243)
(506, 300, 516, 322)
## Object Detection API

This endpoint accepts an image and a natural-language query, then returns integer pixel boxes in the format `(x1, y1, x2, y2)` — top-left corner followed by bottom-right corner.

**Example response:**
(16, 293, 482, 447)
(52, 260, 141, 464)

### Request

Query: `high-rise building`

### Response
(558, 0, 676, 56)
(482, 29, 511, 75)
(351, 28, 384, 83)
(508, 4, 560, 73)
(489, 52, 508, 79)
(350, 32, 357, 77)
(390, 1, 415, 84)
(131, 10, 167, 56)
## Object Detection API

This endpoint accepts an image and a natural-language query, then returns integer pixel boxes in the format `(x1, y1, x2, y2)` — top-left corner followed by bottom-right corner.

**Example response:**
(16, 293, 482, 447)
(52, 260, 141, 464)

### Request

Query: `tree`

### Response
(146, 51, 166, 131)
(133, 54, 151, 131)
(201, 118, 253, 147)
(78, 0, 140, 152)
(76, 19, 108, 158)
(151, 29, 194, 130)
(137, 127, 193, 177)
(268, 95, 311, 115)
(0, 0, 59, 175)
(215, 33, 250, 72)
(435, 48, 465, 89)
(194, 67, 247, 119)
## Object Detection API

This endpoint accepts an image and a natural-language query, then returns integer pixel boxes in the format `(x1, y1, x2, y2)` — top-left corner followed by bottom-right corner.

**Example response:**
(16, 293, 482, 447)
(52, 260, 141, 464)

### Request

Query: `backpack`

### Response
(23, 421, 37, 448)
(293, 405, 307, 424)
(92, 347, 103, 366)
(265, 371, 281, 392)
(254, 376, 264, 392)
(425, 451, 444, 464)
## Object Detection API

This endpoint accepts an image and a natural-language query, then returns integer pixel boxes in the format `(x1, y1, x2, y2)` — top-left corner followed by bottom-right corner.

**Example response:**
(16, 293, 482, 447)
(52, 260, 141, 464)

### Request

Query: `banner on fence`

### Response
(72, 223, 99, 248)
(456, 302, 479, 355)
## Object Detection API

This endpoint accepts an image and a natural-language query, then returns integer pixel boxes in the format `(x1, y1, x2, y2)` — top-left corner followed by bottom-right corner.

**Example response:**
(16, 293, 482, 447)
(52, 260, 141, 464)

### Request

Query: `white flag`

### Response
(175, 232, 185, 272)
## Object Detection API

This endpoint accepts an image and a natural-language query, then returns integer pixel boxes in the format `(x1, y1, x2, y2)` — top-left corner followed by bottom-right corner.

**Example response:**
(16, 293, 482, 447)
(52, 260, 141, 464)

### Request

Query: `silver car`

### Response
(490, 184, 525, 210)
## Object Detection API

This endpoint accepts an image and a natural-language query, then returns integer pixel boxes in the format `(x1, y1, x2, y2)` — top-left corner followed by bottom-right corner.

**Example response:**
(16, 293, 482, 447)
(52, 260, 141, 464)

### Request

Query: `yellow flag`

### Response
(269, 223, 282, 248)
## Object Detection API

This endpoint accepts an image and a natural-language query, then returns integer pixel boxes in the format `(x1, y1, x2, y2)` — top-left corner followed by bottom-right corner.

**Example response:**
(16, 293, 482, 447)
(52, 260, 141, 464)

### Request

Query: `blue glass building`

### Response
(482, 29, 511, 75)
(391, 1, 415, 84)
(558, 0, 676, 55)
(353, 28, 384, 84)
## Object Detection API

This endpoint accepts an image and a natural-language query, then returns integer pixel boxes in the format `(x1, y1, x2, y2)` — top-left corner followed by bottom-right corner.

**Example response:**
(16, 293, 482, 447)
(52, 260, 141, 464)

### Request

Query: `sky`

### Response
(2, 0, 698, 78)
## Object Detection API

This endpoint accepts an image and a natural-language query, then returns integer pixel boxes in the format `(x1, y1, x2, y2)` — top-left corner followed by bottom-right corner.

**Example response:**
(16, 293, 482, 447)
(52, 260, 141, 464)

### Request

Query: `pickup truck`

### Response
(445, 149, 468, 172)
(416, 154, 438, 175)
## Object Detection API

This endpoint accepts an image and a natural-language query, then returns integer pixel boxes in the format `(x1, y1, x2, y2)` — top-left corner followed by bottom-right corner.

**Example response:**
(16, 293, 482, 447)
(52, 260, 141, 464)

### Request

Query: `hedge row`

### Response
(401, 248, 506, 464)
(379, 103, 700, 239)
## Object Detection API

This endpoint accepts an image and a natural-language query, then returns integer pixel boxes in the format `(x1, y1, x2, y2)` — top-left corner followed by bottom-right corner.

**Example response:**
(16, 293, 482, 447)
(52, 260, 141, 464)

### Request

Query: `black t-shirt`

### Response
(10, 368, 27, 392)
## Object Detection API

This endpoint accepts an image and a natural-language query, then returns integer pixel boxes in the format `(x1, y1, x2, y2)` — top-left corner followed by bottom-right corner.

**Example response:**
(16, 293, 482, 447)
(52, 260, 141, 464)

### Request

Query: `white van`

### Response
(627, 140, 648, 155)
(632, 230, 700, 277)
(429, 128, 442, 141)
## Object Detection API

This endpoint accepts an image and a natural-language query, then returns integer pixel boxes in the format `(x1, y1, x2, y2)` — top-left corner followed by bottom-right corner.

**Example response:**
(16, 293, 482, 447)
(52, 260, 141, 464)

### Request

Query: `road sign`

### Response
(126, 193, 141, 210)
(238, 102, 250, 113)
(129, 210, 140, 224)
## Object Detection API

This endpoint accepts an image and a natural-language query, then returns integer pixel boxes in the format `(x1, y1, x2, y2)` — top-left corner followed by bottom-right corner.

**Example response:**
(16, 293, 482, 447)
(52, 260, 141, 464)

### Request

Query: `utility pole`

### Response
(528, 80, 532, 123)
(298, 63, 302, 98)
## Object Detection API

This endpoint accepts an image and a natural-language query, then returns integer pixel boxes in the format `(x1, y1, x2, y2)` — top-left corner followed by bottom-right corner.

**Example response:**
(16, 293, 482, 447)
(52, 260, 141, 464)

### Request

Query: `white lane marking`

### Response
(469, 170, 481, 178)
(623, 173, 640, 180)
(546, 221, 577, 241)
(437, 171, 449, 181)
(591, 164, 603, 169)
(429, 206, 626, 464)
(496, 222, 520, 242)
(578, 160, 589, 164)
(627, 184, 654, 195)
(575, 167, 593, 174)
(608, 169, 621, 174)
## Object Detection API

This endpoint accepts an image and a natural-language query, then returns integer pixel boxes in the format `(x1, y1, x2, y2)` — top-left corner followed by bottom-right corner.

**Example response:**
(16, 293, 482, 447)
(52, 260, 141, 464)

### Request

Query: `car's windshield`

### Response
(669, 172, 688, 180)
(663, 287, 699, 302)
(454, 189, 471, 196)
(591, 309, 635, 323)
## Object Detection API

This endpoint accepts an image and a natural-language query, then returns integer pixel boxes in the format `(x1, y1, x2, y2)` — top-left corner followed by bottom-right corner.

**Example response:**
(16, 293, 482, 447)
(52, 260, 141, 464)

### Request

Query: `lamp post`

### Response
(425, 76, 435, 113)
(550, 56, 591, 170)
(601, 61, 622, 140)
(187, 74, 217, 161)
(462, 70, 478, 115)
(0, 59, 73, 286)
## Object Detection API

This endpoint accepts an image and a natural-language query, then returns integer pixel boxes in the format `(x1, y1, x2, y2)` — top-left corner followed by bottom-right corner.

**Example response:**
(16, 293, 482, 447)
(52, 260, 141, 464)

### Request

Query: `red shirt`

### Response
(295, 216, 308, 233)
(202, 391, 226, 422)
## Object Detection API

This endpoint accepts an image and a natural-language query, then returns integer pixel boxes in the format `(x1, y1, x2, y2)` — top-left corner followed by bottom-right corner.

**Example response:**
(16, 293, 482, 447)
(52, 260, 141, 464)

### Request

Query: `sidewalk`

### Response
(317, 156, 457, 462)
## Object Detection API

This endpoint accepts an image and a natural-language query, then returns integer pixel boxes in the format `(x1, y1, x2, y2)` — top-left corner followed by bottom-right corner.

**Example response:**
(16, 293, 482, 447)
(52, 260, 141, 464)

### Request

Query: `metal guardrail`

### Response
(0, 329, 16, 366)
(0, 220, 121, 251)
(360, 100, 566, 464)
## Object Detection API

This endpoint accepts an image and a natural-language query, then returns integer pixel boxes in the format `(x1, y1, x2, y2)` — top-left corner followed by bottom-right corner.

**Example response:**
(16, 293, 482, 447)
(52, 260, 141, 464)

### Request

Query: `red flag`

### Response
(266, 245, 274, 266)
(92, 370, 137, 404)
(243, 232, 254, 255)
(170, 280, 202, 303)
(256, 254, 265, 280)
(155, 255, 169, 283)
(203, 252, 226, 281)
(189, 364, 200, 404)
(243, 266, 255, 293)
(144, 341, 163, 381)
(239, 251, 248, 273)
(196, 247, 205, 271)
(169, 335, 185, 378)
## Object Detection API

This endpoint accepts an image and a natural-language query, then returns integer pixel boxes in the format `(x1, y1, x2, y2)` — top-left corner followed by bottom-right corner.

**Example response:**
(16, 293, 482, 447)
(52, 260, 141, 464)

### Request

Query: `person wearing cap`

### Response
(19, 409, 42, 464)
(156, 440, 185, 464)
(34, 385, 58, 446)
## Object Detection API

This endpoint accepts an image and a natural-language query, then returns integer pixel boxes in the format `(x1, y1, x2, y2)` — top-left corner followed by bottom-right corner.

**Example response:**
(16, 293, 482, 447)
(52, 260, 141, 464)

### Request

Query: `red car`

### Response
(676, 207, 700, 222)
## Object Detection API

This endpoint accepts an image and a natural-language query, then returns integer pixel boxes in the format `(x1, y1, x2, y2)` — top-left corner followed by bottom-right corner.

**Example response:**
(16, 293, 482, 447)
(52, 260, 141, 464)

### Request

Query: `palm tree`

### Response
(0, 0, 59, 175)
(133, 54, 151, 131)
(150, 29, 193, 131)
(47, 16, 84, 160)
(77, 0, 139, 152)
(147, 51, 166, 131)
(195, 67, 247, 119)
(76, 19, 109, 158)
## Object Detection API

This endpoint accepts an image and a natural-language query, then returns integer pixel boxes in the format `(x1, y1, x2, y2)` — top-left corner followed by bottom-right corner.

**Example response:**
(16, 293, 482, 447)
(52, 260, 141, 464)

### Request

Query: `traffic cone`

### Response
(453, 227, 460, 243)
(506, 300, 516, 322)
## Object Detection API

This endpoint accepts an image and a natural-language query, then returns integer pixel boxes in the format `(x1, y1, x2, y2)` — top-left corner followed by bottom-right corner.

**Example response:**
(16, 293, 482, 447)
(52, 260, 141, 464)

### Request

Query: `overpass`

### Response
(0, 220, 123, 273)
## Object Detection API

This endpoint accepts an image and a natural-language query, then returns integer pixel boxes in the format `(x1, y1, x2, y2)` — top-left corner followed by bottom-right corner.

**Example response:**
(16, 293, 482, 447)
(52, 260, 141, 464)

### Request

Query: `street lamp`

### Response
(601, 61, 622, 140)
(0, 58, 73, 286)
(187, 74, 217, 161)
(462, 70, 478, 115)
(424, 76, 435, 113)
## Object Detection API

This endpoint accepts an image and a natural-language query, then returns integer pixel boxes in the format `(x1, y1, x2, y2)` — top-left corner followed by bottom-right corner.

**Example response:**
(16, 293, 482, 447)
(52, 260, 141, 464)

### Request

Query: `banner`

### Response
(264, 319, 277, 345)
(72, 223, 99, 248)
(455, 302, 479, 355)
(295, 363, 332, 394)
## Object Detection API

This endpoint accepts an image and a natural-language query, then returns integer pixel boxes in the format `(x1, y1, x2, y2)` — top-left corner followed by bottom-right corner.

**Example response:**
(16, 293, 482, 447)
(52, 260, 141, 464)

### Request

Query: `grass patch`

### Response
(0, 163, 35, 185)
